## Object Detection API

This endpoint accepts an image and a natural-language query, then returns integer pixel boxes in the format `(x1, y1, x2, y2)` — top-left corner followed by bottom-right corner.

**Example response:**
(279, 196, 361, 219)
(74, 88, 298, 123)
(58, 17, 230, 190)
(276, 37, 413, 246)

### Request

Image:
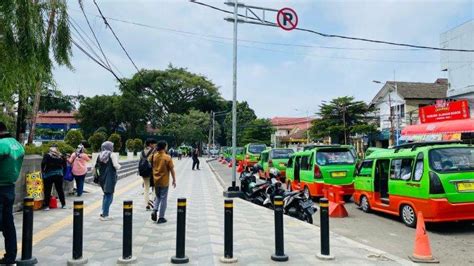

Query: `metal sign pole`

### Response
(231, 0, 238, 189)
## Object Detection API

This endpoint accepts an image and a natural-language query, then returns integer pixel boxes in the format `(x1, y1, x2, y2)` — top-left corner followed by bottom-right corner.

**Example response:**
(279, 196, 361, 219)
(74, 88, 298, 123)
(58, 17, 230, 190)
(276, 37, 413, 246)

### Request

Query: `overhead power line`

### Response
(190, 0, 474, 53)
(93, 0, 142, 74)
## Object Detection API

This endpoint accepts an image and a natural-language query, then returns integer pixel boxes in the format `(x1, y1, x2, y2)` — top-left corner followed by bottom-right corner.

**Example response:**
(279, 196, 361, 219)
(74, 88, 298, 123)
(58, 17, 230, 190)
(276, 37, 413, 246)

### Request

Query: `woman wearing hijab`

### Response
(68, 144, 91, 197)
(41, 145, 67, 210)
(94, 141, 121, 221)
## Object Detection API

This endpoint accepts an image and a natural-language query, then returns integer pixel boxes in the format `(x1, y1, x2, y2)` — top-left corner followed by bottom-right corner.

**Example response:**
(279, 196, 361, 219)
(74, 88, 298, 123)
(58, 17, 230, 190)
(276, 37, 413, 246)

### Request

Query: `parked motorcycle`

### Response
(239, 166, 271, 206)
(263, 168, 316, 224)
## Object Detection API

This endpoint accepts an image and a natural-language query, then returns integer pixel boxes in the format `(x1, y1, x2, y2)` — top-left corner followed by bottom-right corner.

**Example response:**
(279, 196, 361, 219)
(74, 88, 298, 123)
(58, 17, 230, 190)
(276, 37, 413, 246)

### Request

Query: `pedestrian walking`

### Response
(68, 144, 91, 197)
(0, 122, 24, 264)
(192, 148, 200, 170)
(95, 141, 121, 221)
(139, 138, 156, 211)
(149, 141, 176, 224)
(41, 145, 67, 210)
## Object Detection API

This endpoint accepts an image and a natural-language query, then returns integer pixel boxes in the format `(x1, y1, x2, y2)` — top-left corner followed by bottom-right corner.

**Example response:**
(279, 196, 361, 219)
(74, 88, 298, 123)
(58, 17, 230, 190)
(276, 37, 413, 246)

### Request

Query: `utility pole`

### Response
(342, 106, 347, 145)
(388, 90, 395, 147)
(306, 111, 310, 144)
(212, 111, 215, 150)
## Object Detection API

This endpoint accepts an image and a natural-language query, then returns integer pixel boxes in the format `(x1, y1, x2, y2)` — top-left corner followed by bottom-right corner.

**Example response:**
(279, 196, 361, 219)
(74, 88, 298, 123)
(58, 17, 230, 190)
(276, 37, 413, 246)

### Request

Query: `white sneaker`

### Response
(43, 207, 50, 211)
(100, 216, 113, 221)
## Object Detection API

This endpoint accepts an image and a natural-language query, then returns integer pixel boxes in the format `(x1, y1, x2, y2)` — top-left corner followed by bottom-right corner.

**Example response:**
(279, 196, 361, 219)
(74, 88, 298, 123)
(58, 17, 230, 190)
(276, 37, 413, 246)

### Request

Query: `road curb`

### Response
(207, 160, 226, 190)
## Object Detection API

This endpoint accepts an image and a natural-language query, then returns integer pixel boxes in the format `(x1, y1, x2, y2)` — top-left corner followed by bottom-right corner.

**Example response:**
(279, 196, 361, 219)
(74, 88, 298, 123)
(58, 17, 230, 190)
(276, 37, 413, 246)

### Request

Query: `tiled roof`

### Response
(371, 78, 448, 104)
(36, 111, 78, 125)
(271, 117, 315, 130)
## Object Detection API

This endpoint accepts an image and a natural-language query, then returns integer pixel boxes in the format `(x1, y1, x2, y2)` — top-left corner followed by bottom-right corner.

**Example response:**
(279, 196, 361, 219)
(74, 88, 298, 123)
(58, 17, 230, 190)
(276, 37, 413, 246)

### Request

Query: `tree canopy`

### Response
(120, 65, 225, 126)
(76, 95, 122, 137)
(310, 96, 377, 144)
(160, 110, 211, 147)
(240, 118, 274, 146)
(224, 101, 257, 146)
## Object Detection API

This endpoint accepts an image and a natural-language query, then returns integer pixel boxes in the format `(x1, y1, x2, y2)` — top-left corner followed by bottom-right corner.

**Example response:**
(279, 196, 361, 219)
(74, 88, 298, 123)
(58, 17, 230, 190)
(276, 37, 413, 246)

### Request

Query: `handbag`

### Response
(93, 157, 100, 184)
(64, 164, 74, 181)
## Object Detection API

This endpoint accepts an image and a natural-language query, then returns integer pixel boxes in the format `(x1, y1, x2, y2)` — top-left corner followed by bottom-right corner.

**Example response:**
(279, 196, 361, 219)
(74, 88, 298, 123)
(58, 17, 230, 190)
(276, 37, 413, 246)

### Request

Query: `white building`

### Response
(440, 20, 474, 114)
(370, 79, 448, 147)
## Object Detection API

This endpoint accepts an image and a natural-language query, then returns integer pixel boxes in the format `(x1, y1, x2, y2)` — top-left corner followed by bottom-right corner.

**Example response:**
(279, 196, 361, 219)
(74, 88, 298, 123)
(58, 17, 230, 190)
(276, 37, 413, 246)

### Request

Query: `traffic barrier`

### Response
(220, 200, 237, 263)
(67, 201, 88, 266)
(271, 196, 289, 262)
(324, 185, 348, 218)
(316, 198, 335, 260)
(17, 198, 38, 265)
(171, 198, 189, 264)
(117, 200, 137, 264)
(409, 212, 439, 263)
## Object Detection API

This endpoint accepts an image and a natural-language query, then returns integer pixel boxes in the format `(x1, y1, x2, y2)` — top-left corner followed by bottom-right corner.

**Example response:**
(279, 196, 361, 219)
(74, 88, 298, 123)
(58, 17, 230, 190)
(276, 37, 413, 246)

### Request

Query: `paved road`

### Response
(209, 160, 474, 265)
(1, 157, 412, 265)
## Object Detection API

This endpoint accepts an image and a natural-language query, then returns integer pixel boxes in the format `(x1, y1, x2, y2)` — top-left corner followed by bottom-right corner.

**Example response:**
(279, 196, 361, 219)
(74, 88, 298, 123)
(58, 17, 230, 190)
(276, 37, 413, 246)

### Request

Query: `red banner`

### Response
(419, 100, 470, 123)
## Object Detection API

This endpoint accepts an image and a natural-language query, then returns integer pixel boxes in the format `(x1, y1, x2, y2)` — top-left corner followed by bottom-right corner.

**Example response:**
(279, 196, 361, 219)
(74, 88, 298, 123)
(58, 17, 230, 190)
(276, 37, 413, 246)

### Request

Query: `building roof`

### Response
(371, 79, 448, 104)
(36, 111, 78, 125)
(271, 117, 315, 130)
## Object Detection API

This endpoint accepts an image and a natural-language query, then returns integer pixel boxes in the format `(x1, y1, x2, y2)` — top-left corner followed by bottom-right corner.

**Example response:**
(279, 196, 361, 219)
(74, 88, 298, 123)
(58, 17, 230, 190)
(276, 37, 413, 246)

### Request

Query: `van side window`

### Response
(288, 157, 294, 168)
(301, 156, 310, 170)
(390, 158, 414, 181)
(413, 153, 424, 181)
(358, 160, 373, 177)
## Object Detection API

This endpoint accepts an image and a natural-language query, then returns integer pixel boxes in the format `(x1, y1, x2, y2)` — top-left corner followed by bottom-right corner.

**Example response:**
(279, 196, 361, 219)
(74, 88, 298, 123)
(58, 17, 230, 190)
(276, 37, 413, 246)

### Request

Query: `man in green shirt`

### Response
(0, 122, 24, 264)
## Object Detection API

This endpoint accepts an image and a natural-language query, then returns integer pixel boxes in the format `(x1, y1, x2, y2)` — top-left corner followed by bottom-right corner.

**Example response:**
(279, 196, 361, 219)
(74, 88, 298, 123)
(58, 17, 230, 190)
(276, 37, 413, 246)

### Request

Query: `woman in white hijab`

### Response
(95, 141, 121, 221)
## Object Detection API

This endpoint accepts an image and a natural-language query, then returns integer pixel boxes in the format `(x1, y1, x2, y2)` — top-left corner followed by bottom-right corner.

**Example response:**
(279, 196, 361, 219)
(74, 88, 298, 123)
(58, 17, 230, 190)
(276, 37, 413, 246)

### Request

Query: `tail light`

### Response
(314, 165, 322, 178)
(245, 155, 250, 160)
(429, 171, 445, 194)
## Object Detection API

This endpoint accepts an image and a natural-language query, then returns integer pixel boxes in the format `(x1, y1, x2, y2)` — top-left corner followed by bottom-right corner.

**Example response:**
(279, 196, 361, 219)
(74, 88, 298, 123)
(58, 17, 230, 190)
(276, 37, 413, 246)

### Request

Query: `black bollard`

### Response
(171, 198, 189, 264)
(117, 200, 137, 264)
(271, 196, 288, 262)
(16, 198, 37, 265)
(220, 200, 237, 263)
(67, 201, 88, 266)
(316, 198, 335, 260)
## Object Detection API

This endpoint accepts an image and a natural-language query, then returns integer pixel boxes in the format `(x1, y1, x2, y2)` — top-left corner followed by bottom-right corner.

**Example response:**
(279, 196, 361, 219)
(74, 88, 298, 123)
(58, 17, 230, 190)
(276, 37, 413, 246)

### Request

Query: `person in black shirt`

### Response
(192, 148, 200, 170)
(41, 146, 67, 210)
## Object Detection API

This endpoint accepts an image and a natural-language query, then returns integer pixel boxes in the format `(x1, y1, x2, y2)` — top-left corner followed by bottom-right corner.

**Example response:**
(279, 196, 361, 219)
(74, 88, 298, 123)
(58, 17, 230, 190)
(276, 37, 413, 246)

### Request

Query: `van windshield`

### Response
(271, 149, 293, 159)
(429, 148, 474, 173)
(316, 149, 355, 165)
(236, 148, 244, 154)
(248, 144, 266, 154)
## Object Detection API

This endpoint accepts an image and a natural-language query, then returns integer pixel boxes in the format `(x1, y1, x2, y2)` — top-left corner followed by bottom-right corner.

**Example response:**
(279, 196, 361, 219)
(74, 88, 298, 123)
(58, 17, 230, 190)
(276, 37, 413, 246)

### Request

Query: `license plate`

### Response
(457, 182, 474, 192)
(331, 171, 347, 178)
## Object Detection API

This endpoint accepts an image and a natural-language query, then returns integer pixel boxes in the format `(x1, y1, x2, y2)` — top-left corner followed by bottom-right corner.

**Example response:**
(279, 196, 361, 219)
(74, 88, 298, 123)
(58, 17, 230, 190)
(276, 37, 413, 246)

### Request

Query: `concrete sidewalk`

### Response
(0, 157, 412, 265)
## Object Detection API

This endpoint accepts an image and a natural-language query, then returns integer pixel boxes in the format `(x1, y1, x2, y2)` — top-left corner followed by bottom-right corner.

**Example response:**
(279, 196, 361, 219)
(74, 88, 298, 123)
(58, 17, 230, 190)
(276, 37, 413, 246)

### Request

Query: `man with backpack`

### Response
(138, 138, 157, 211)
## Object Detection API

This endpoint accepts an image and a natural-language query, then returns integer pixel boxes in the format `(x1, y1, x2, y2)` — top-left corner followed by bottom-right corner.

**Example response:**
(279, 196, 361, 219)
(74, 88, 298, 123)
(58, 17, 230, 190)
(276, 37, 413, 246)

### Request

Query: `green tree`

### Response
(310, 96, 377, 144)
(240, 119, 274, 145)
(39, 88, 76, 113)
(125, 139, 134, 152)
(160, 110, 211, 146)
(0, 0, 73, 142)
(88, 132, 107, 152)
(108, 133, 122, 152)
(224, 101, 257, 146)
(120, 65, 225, 126)
(76, 95, 122, 137)
(64, 130, 84, 148)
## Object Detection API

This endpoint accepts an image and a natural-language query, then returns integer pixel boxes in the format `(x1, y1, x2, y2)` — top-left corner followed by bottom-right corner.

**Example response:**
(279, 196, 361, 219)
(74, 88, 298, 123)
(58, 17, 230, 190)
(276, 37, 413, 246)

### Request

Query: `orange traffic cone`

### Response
(409, 212, 439, 263)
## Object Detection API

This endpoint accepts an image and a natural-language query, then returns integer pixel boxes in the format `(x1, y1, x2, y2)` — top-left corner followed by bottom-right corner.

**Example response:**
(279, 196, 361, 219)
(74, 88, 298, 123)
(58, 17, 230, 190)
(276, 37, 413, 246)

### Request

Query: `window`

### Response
(413, 153, 424, 181)
(358, 160, 373, 177)
(429, 148, 474, 173)
(316, 149, 355, 165)
(390, 158, 414, 180)
(271, 149, 293, 159)
(261, 153, 269, 163)
(301, 155, 310, 170)
(248, 144, 266, 154)
(287, 156, 294, 168)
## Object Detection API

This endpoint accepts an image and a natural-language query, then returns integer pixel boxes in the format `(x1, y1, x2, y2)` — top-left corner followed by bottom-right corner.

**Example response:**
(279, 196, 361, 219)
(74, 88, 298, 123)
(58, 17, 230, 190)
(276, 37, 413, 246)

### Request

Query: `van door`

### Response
(374, 159, 390, 203)
(355, 160, 374, 192)
(389, 157, 418, 206)
(300, 155, 312, 183)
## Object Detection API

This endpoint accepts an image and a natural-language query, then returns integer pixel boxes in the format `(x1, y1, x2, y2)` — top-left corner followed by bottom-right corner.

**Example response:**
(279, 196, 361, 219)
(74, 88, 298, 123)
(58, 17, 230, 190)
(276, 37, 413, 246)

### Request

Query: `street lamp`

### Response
(372, 80, 400, 146)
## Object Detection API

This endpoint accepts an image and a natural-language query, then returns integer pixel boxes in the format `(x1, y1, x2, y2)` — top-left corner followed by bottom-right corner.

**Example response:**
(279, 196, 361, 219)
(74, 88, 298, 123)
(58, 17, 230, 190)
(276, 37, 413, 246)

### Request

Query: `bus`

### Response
(244, 143, 267, 166)
(259, 148, 294, 181)
(353, 141, 474, 227)
(286, 145, 357, 199)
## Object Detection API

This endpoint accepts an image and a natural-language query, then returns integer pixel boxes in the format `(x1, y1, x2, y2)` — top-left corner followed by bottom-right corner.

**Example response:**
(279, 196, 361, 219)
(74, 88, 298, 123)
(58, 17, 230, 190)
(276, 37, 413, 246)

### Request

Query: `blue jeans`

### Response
(73, 174, 86, 196)
(0, 185, 17, 261)
(102, 193, 114, 217)
(153, 187, 169, 219)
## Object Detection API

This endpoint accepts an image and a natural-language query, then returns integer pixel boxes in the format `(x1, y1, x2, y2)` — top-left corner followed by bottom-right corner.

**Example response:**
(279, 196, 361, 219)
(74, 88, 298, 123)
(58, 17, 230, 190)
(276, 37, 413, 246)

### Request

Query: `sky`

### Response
(55, 0, 474, 118)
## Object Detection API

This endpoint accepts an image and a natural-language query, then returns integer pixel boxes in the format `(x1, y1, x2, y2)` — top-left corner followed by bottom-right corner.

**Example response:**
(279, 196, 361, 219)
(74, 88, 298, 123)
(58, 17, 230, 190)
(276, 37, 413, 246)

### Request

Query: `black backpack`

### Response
(138, 150, 154, 177)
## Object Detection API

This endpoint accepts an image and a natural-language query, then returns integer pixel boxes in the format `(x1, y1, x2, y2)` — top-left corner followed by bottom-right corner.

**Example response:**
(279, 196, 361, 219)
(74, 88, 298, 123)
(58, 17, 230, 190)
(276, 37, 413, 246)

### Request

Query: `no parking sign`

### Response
(276, 7, 298, 31)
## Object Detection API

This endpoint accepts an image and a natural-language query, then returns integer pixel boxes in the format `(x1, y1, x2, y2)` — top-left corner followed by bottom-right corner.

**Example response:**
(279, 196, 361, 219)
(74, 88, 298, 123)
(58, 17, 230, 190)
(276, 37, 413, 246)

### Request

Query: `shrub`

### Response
(108, 133, 122, 152)
(133, 138, 143, 153)
(88, 132, 107, 152)
(41, 141, 75, 155)
(24, 144, 43, 155)
(125, 139, 134, 152)
(64, 130, 84, 148)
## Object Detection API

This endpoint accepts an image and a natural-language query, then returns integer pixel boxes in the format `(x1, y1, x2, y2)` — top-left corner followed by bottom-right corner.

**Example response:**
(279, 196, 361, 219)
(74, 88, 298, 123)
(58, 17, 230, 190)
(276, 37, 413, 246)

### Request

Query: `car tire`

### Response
(400, 204, 417, 228)
(360, 195, 371, 213)
(303, 186, 311, 199)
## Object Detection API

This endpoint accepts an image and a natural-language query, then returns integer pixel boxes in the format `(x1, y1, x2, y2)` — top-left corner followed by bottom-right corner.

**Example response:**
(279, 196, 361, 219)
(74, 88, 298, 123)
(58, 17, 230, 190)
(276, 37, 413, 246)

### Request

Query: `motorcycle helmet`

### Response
(269, 167, 279, 178)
